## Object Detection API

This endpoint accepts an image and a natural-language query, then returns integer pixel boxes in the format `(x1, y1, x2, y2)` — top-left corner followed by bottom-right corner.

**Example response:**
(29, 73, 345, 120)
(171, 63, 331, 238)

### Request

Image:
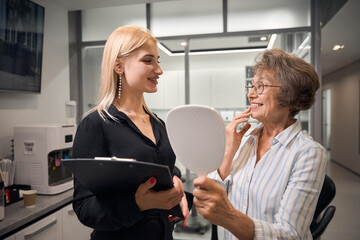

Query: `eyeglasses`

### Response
(245, 81, 281, 94)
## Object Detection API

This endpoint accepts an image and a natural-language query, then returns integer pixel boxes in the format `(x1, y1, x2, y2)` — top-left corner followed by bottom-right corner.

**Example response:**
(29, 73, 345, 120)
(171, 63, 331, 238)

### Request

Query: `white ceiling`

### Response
(48, 0, 173, 10)
(49, 0, 360, 77)
(321, 0, 360, 76)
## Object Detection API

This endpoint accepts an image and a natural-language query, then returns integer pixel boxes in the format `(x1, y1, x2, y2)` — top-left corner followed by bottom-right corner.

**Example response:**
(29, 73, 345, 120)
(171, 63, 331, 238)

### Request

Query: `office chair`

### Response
(310, 174, 336, 239)
(210, 175, 336, 240)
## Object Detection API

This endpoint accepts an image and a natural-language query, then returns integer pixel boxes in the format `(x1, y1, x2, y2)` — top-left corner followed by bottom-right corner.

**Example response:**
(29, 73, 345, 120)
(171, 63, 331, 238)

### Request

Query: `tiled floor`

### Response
(322, 160, 360, 240)
(173, 206, 224, 240)
(174, 160, 360, 240)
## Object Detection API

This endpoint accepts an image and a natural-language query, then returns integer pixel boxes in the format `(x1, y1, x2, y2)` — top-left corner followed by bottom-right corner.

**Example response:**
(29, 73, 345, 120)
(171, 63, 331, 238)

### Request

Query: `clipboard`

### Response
(62, 157, 183, 218)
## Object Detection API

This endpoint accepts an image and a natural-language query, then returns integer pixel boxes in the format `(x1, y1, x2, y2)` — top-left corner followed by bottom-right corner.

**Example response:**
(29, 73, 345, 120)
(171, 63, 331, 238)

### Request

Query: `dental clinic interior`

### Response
(0, 0, 359, 239)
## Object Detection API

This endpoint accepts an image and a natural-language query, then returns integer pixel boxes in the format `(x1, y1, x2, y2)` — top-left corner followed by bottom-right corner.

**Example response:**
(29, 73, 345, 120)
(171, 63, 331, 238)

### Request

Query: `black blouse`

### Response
(72, 104, 176, 240)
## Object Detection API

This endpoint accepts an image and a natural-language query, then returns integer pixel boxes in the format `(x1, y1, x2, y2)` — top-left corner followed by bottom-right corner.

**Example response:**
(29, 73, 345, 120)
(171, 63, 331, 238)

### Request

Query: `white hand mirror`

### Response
(165, 105, 225, 176)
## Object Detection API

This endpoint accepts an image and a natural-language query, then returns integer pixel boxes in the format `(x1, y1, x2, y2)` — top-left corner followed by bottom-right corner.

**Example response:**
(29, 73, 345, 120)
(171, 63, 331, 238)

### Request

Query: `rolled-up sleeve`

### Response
(208, 170, 232, 192)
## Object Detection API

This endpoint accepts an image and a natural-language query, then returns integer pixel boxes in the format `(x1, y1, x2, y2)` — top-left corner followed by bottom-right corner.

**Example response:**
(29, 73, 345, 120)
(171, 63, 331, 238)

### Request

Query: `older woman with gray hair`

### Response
(193, 48, 327, 239)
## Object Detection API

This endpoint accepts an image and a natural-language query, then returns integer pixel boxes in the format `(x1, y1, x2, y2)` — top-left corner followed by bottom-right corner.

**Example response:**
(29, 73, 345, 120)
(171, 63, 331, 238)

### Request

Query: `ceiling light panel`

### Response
(332, 44, 345, 50)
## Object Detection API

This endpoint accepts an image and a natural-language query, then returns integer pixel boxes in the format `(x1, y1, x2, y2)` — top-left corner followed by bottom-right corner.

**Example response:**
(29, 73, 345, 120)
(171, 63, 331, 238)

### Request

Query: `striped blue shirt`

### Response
(209, 120, 327, 240)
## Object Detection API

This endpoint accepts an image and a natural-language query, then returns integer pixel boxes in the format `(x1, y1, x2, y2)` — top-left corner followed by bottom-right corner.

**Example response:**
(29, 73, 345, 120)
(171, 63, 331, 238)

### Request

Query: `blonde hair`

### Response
(91, 25, 159, 121)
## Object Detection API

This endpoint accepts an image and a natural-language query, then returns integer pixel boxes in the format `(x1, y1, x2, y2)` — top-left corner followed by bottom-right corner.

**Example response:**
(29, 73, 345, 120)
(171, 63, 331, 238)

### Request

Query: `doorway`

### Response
(322, 88, 331, 153)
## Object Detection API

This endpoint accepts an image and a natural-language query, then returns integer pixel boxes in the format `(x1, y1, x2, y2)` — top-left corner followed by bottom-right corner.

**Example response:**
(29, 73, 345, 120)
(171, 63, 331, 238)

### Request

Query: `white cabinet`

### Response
(210, 69, 245, 108)
(62, 204, 92, 240)
(190, 68, 245, 108)
(145, 70, 185, 109)
(144, 76, 165, 109)
(163, 71, 185, 109)
(190, 70, 211, 106)
(15, 209, 63, 240)
(145, 68, 247, 110)
(4, 204, 92, 240)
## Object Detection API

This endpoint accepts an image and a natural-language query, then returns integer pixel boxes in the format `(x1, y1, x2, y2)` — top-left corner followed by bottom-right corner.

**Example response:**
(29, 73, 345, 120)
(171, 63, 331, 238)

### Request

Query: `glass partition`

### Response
(186, 35, 264, 127)
(151, 0, 222, 37)
(81, 42, 186, 120)
(82, 46, 103, 114)
(228, 0, 310, 32)
(79, 30, 312, 181)
(157, 31, 312, 130)
(144, 42, 186, 120)
(82, 4, 146, 41)
(80, 31, 312, 131)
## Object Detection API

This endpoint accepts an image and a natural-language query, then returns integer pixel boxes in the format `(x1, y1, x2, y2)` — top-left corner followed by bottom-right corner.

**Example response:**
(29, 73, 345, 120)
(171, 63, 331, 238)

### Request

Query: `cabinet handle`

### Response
(24, 217, 57, 239)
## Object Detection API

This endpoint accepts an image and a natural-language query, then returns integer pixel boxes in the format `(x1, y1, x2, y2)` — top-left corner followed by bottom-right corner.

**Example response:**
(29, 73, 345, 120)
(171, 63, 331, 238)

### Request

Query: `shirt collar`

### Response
(108, 104, 127, 120)
(107, 104, 160, 146)
(245, 120, 301, 147)
(274, 120, 301, 147)
(246, 123, 263, 137)
(107, 104, 151, 121)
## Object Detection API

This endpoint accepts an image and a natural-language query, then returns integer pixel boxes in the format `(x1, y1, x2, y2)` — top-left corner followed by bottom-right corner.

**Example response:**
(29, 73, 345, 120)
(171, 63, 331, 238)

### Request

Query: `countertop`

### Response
(0, 188, 73, 238)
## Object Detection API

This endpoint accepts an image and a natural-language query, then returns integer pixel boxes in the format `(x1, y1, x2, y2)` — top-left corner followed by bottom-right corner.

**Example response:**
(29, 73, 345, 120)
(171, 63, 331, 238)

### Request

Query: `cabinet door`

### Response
(15, 209, 62, 240)
(163, 71, 185, 109)
(211, 69, 244, 108)
(144, 75, 165, 109)
(190, 70, 211, 106)
(62, 204, 92, 240)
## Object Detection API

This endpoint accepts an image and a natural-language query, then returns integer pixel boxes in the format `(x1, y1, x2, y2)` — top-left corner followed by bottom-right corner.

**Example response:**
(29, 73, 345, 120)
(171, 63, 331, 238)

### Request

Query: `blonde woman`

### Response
(72, 26, 188, 240)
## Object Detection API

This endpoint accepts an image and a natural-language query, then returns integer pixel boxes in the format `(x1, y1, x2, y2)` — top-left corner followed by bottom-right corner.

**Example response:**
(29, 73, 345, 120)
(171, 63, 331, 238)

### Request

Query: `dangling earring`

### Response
(118, 72, 122, 99)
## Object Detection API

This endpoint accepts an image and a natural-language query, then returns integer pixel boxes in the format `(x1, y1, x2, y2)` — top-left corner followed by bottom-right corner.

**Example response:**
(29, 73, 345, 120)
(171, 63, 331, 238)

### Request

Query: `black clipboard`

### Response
(62, 157, 183, 218)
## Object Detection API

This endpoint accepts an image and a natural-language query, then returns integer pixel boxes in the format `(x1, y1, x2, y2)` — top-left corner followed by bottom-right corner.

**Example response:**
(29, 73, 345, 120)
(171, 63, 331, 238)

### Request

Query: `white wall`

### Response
(151, 0, 223, 37)
(82, 4, 146, 41)
(322, 60, 360, 175)
(80, 0, 310, 40)
(228, 0, 310, 32)
(0, 0, 70, 158)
